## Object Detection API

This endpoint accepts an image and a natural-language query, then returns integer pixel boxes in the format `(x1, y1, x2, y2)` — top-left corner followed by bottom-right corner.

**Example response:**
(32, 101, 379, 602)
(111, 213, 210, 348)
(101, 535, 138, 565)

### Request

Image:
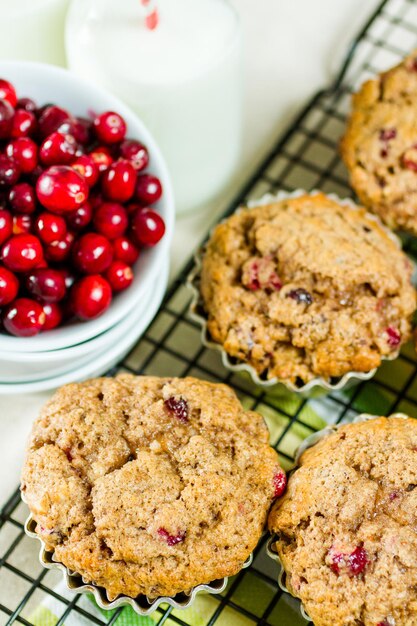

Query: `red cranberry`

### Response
(328, 545, 369, 576)
(71, 274, 112, 320)
(39, 132, 78, 166)
(119, 139, 149, 171)
(66, 202, 92, 230)
(135, 174, 163, 205)
(0, 209, 12, 245)
(89, 191, 104, 210)
(60, 268, 76, 290)
(6, 137, 38, 173)
(102, 160, 136, 202)
(93, 111, 126, 144)
(243, 264, 259, 289)
(37, 105, 70, 139)
(0, 155, 20, 187)
(9, 183, 36, 214)
(57, 117, 91, 145)
(0, 99, 14, 139)
(243, 260, 281, 291)
(72, 232, 113, 274)
(348, 546, 369, 576)
(44, 231, 74, 263)
(93, 202, 128, 239)
(403, 157, 417, 172)
(379, 129, 397, 158)
(34, 212, 66, 244)
(36, 165, 88, 213)
(0, 80, 17, 107)
(379, 128, 397, 142)
(17, 97, 37, 113)
(164, 396, 189, 422)
(3, 297, 45, 337)
(287, 288, 313, 304)
(157, 527, 186, 546)
(26, 268, 66, 303)
(13, 214, 32, 235)
(112, 236, 139, 265)
(90, 146, 113, 172)
(386, 326, 401, 347)
(42, 302, 63, 330)
(11, 109, 37, 138)
(1, 234, 43, 272)
(126, 201, 143, 216)
(0, 266, 19, 305)
(72, 155, 99, 187)
(272, 468, 287, 497)
(105, 261, 133, 292)
(131, 207, 165, 247)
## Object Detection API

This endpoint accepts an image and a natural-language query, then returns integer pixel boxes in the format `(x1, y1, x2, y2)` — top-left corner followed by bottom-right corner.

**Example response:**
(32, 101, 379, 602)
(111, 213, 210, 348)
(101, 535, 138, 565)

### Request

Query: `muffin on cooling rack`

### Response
(199, 191, 416, 387)
(341, 48, 417, 234)
(21, 374, 283, 601)
(268, 415, 417, 626)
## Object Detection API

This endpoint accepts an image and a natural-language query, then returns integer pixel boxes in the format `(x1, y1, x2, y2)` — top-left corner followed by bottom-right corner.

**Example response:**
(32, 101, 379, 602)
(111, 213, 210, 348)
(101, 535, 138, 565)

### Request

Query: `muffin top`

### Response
(21, 374, 280, 600)
(341, 49, 417, 234)
(200, 193, 416, 385)
(268, 416, 417, 626)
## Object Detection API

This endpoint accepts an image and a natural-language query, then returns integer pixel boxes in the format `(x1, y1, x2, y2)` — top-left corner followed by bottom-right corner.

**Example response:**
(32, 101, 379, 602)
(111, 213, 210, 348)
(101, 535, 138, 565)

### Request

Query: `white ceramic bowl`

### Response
(0, 61, 174, 353)
(0, 272, 156, 382)
(0, 260, 169, 393)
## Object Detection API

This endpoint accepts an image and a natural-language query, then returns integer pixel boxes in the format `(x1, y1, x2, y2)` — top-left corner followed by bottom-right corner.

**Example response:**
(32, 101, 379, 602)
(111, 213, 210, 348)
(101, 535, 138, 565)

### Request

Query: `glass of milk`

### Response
(65, 0, 242, 215)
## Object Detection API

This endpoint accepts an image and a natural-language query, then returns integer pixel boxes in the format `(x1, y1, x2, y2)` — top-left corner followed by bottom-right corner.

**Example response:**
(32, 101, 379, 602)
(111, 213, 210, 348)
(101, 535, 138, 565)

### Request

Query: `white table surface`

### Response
(0, 0, 380, 505)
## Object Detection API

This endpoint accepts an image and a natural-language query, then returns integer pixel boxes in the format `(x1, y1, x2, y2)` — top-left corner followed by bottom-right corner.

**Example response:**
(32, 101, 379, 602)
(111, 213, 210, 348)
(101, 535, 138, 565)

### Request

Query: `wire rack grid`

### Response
(2, 0, 417, 624)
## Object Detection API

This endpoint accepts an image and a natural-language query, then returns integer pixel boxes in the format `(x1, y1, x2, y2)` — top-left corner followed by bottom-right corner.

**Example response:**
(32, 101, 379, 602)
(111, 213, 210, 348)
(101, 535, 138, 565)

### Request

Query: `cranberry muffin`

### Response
(199, 192, 416, 385)
(341, 49, 417, 234)
(21, 374, 282, 600)
(268, 415, 417, 626)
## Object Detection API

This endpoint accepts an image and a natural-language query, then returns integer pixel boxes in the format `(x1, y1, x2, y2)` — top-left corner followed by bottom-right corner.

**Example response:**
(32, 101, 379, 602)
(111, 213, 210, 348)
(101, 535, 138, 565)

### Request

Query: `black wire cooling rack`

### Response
(3, 1, 417, 625)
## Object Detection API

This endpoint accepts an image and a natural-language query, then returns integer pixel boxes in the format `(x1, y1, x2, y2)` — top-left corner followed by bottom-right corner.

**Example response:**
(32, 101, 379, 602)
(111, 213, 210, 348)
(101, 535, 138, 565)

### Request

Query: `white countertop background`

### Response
(0, 0, 380, 504)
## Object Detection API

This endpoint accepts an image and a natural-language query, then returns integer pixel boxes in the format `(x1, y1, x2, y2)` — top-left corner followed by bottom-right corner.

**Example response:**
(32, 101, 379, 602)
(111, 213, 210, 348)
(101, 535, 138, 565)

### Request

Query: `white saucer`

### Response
(0, 261, 168, 394)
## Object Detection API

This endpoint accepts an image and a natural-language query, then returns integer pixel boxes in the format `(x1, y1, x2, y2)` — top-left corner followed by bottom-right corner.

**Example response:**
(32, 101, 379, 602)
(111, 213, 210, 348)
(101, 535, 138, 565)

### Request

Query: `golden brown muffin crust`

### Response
(268, 416, 417, 626)
(22, 375, 280, 600)
(341, 49, 417, 234)
(200, 193, 416, 384)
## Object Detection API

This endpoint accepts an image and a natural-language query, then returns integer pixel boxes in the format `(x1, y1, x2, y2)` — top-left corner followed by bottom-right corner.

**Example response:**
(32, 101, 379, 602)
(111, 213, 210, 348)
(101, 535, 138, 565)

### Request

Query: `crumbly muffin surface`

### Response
(200, 193, 415, 384)
(268, 416, 417, 626)
(21, 375, 279, 600)
(341, 49, 417, 234)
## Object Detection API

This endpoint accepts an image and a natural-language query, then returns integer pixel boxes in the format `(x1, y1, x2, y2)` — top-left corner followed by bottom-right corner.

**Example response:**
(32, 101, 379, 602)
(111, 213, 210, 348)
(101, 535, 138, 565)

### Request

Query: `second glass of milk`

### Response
(65, 0, 242, 215)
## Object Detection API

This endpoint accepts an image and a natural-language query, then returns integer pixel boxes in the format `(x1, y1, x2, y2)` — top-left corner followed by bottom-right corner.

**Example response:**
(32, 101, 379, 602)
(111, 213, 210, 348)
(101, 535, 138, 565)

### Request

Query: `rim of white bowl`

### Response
(0, 61, 175, 353)
(0, 274, 156, 366)
(0, 259, 168, 394)
(0, 275, 156, 363)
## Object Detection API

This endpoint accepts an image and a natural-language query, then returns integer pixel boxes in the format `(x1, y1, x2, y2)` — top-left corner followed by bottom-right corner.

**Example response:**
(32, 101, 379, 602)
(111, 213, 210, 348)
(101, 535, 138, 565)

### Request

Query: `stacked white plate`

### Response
(0, 261, 169, 394)
(0, 61, 175, 394)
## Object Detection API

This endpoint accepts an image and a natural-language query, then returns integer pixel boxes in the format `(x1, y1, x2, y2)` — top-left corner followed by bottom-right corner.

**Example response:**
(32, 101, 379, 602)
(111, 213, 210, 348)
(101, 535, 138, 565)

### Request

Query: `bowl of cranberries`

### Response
(0, 62, 174, 355)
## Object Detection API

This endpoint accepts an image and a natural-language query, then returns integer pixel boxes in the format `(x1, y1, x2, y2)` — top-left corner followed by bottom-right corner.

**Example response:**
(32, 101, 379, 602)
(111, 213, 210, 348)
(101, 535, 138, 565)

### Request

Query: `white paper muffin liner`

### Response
(187, 189, 404, 394)
(23, 509, 252, 615)
(266, 412, 409, 622)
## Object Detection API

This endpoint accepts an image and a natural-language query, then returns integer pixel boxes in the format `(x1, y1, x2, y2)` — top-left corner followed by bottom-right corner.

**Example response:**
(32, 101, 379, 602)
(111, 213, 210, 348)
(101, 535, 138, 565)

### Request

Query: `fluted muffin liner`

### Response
(187, 189, 404, 395)
(23, 507, 252, 615)
(266, 412, 409, 622)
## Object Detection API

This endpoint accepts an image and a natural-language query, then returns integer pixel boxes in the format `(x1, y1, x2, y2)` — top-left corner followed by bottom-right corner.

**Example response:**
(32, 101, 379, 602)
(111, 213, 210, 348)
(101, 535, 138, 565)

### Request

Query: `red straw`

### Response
(141, 0, 159, 30)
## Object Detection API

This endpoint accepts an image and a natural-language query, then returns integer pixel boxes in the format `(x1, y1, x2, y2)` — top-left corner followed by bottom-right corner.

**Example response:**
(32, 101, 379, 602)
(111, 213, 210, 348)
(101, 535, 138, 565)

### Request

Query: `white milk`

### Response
(0, 0, 69, 66)
(65, 0, 242, 214)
